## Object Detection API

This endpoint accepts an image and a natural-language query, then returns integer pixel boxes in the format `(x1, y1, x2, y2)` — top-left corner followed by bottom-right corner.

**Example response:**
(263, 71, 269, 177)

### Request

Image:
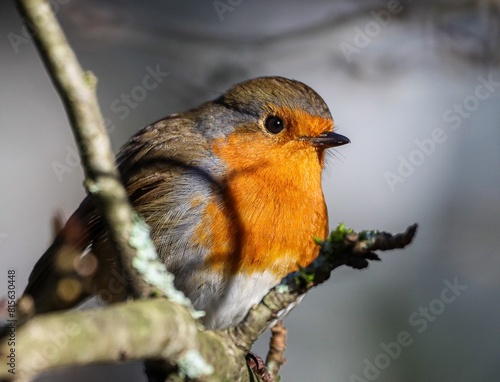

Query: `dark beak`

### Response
(308, 131, 351, 148)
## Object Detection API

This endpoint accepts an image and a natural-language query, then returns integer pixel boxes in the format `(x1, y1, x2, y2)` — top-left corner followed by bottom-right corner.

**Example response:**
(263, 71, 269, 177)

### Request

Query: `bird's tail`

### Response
(22, 198, 98, 318)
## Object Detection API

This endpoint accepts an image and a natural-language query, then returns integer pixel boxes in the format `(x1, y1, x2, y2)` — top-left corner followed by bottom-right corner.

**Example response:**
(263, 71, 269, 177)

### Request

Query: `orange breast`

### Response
(194, 130, 328, 278)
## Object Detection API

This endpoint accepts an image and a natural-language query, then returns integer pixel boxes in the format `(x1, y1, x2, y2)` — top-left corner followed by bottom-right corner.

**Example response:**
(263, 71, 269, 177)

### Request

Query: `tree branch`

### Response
(228, 223, 418, 353)
(15, 0, 152, 300)
(15, 0, 203, 321)
(0, 224, 416, 381)
(0, 299, 250, 381)
(265, 321, 287, 380)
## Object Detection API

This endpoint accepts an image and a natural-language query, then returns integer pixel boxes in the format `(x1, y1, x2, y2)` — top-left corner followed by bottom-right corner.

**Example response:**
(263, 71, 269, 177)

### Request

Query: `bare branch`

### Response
(15, 0, 151, 300)
(228, 224, 418, 353)
(265, 321, 287, 381)
(0, 299, 254, 381)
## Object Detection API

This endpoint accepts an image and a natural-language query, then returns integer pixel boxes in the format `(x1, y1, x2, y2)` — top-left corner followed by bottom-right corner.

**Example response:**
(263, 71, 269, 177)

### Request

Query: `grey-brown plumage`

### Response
(24, 76, 349, 329)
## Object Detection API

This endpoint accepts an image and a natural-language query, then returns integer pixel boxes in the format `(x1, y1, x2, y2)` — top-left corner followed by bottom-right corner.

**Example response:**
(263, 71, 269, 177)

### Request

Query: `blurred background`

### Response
(1, 0, 499, 381)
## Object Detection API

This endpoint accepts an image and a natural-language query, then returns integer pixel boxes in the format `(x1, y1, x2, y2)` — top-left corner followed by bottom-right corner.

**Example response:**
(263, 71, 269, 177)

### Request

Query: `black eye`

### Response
(265, 116, 285, 134)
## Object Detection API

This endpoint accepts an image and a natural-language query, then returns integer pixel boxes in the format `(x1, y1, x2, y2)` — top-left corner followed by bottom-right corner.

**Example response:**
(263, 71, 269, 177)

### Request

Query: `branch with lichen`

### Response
(0, 299, 246, 381)
(15, 0, 146, 301)
(0, 224, 416, 381)
(14, 0, 200, 313)
(227, 223, 418, 357)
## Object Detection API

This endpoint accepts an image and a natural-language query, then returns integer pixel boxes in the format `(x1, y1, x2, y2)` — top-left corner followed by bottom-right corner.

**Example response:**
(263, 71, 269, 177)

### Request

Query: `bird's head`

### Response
(212, 77, 350, 163)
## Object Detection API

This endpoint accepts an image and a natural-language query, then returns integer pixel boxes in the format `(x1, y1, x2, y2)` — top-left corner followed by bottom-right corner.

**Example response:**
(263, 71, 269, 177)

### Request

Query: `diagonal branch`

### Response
(14, 0, 183, 304)
(16, 0, 149, 300)
(0, 299, 249, 381)
(229, 223, 418, 353)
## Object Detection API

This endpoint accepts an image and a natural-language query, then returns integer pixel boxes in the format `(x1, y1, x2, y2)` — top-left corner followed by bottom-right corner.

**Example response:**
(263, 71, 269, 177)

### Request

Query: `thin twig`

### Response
(265, 321, 287, 380)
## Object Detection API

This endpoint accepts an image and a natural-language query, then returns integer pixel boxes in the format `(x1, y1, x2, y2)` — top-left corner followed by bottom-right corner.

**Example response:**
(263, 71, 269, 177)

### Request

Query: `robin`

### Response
(24, 76, 350, 329)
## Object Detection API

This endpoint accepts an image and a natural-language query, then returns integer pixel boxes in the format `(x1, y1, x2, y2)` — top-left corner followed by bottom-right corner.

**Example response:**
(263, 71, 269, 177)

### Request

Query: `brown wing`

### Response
(24, 113, 216, 313)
